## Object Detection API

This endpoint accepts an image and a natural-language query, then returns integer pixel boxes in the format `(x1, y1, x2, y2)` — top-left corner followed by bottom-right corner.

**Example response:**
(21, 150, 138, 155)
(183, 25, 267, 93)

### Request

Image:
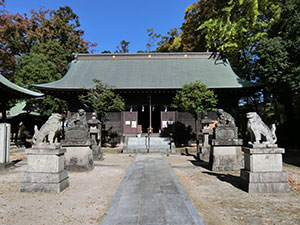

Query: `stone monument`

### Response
(87, 112, 103, 160)
(62, 109, 94, 171)
(209, 109, 243, 171)
(0, 123, 11, 170)
(240, 112, 290, 193)
(20, 113, 69, 193)
(197, 114, 213, 162)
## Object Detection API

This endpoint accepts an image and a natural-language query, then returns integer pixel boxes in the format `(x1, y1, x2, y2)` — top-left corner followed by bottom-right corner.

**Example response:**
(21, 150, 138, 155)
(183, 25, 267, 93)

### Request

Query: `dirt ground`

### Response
(1, 150, 300, 225)
(0, 151, 133, 225)
(166, 154, 300, 225)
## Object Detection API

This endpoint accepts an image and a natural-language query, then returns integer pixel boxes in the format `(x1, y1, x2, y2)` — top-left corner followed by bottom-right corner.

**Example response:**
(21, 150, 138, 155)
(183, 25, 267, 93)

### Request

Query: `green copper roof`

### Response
(35, 53, 254, 91)
(0, 101, 40, 119)
(0, 74, 44, 100)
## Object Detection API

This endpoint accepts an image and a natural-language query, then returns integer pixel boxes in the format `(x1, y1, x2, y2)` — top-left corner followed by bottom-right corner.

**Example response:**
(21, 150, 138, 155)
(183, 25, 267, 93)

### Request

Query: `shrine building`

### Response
(35, 52, 256, 140)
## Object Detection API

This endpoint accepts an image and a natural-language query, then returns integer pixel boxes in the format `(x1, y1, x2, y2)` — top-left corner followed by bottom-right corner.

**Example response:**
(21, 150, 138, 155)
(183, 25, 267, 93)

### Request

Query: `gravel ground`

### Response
(166, 155, 300, 225)
(0, 152, 133, 225)
(1, 150, 300, 225)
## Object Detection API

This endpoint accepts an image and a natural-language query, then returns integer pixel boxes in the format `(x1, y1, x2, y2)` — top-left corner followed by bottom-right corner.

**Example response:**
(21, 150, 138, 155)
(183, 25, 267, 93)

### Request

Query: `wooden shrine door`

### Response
(122, 111, 138, 134)
(160, 111, 176, 135)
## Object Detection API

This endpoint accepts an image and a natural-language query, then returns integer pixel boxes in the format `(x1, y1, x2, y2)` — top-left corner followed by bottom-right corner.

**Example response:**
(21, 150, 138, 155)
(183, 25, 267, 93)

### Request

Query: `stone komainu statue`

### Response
(246, 112, 277, 145)
(33, 113, 62, 145)
(217, 109, 235, 126)
(67, 109, 88, 129)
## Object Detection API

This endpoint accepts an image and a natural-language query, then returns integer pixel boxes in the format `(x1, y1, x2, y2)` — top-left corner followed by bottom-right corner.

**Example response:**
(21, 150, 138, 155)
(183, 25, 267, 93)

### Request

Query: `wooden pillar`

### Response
(149, 94, 152, 131)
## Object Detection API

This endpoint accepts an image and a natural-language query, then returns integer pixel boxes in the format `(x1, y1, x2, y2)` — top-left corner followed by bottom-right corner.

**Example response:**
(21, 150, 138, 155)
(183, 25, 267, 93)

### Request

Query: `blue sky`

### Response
(5, 0, 198, 53)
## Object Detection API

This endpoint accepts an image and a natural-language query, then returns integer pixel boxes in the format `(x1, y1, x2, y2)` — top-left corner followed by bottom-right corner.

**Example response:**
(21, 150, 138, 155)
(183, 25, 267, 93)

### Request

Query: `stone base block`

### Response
(241, 170, 290, 193)
(96, 152, 104, 161)
(0, 162, 15, 171)
(65, 147, 94, 172)
(20, 176, 69, 193)
(21, 170, 68, 183)
(243, 147, 284, 172)
(209, 146, 243, 171)
(91, 146, 103, 161)
(20, 146, 69, 193)
(198, 146, 210, 162)
(212, 139, 243, 146)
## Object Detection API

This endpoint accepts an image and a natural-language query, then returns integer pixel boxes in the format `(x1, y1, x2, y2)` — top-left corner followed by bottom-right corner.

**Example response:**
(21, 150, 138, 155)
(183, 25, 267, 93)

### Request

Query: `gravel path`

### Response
(1, 150, 300, 225)
(0, 153, 133, 225)
(166, 155, 300, 225)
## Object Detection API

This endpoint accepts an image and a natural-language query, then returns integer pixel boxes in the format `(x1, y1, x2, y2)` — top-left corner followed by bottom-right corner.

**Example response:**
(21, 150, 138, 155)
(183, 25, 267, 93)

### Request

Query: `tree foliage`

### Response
(80, 79, 125, 122)
(0, 4, 95, 115)
(146, 28, 161, 52)
(198, 0, 280, 53)
(156, 28, 182, 52)
(172, 81, 217, 119)
(115, 40, 130, 53)
(0, 5, 96, 79)
(180, 0, 227, 52)
(253, 0, 300, 144)
(14, 53, 68, 115)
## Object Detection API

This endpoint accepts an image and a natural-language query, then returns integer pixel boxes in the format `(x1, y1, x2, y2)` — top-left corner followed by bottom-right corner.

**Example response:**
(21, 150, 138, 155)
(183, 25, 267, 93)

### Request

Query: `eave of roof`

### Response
(0, 74, 44, 99)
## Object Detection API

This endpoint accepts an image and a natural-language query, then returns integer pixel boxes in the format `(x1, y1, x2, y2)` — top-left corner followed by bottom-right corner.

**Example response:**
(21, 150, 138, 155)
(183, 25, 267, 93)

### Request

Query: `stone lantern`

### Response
(197, 114, 213, 162)
(87, 112, 103, 160)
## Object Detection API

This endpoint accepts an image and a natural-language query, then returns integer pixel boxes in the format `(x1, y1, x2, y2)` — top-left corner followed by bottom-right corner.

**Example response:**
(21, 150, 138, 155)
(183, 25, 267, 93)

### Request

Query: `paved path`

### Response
(101, 154, 204, 225)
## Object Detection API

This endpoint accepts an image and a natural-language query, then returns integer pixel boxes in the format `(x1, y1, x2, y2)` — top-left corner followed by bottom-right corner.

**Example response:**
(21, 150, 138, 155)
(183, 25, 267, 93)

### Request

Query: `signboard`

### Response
(0, 123, 10, 164)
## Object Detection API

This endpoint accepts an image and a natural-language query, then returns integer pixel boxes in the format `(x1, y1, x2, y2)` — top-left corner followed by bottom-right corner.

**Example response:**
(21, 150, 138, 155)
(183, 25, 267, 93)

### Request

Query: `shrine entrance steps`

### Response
(123, 136, 171, 154)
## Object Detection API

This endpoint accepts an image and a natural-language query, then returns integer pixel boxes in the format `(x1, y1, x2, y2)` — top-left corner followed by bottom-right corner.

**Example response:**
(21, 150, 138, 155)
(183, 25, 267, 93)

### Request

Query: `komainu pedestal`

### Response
(62, 109, 94, 171)
(241, 147, 290, 193)
(209, 110, 244, 171)
(20, 145, 69, 193)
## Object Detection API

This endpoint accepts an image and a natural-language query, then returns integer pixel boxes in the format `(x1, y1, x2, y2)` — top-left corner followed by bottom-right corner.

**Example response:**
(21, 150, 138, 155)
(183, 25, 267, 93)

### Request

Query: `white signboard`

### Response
(131, 121, 137, 128)
(0, 123, 10, 164)
(162, 121, 168, 128)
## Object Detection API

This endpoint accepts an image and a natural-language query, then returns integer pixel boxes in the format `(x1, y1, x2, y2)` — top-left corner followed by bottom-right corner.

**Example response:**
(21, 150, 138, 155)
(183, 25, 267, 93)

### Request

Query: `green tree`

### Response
(0, 6, 96, 80)
(254, 0, 300, 145)
(115, 40, 130, 53)
(145, 28, 161, 52)
(0, 5, 95, 114)
(14, 53, 68, 115)
(198, 0, 280, 54)
(156, 28, 182, 52)
(172, 80, 217, 137)
(178, 0, 281, 82)
(80, 79, 125, 122)
(180, 0, 227, 52)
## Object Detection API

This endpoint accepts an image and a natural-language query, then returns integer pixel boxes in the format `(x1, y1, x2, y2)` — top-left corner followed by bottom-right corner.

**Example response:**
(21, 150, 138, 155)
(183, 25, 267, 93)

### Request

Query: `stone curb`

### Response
(100, 155, 137, 225)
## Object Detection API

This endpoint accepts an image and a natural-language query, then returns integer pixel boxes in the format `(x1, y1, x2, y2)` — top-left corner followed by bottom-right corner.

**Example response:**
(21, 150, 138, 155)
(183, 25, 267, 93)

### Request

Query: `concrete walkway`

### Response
(101, 154, 204, 225)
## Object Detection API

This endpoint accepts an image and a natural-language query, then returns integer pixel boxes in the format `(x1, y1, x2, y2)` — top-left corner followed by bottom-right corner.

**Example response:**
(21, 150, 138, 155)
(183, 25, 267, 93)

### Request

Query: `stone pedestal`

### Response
(209, 124, 243, 171)
(210, 146, 243, 171)
(62, 119, 94, 171)
(198, 129, 212, 162)
(20, 145, 69, 193)
(64, 147, 94, 172)
(198, 146, 211, 162)
(90, 133, 103, 161)
(241, 147, 290, 193)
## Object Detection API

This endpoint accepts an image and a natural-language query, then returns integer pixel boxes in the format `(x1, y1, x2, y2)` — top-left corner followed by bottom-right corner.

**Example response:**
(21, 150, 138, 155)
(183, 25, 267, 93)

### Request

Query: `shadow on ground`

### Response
(202, 171, 245, 192)
(189, 159, 211, 170)
(283, 149, 300, 167)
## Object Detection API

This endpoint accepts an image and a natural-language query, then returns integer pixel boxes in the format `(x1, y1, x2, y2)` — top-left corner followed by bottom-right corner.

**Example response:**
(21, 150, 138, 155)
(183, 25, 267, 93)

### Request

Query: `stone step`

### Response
(127, 137, 170, 146)
(122, 149, 171, 154)
(127, 145, 170, 150)
(126, 137, 171, 153)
